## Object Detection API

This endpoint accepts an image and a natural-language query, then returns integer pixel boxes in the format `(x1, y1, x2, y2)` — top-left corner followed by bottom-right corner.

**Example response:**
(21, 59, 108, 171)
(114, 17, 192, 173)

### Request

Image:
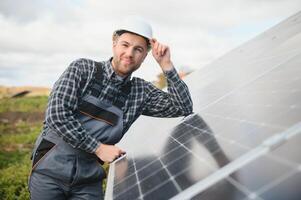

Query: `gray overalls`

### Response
(29, 63, 131, 200)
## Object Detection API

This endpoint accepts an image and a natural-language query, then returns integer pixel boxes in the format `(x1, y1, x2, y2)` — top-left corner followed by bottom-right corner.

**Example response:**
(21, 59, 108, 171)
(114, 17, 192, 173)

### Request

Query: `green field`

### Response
(0, 96, 47, 200)
(0, 96, 108, 199)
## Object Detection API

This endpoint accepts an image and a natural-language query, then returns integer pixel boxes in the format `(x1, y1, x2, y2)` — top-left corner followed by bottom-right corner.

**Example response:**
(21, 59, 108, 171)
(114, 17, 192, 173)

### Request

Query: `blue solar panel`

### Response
(105, 11, 301, 200)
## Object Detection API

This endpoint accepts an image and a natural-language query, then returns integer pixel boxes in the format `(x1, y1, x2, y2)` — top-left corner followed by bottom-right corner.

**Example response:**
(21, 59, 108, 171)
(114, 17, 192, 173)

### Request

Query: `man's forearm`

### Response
(165, 67, 193, 115)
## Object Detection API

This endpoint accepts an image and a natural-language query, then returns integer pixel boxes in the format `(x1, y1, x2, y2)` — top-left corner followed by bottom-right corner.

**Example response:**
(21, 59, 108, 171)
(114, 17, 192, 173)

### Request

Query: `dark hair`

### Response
(114, 30, 151, 51)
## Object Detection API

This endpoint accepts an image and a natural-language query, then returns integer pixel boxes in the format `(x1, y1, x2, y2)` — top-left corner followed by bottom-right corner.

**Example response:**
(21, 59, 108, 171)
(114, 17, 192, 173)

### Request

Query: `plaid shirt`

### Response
(44, 58, 193, 153)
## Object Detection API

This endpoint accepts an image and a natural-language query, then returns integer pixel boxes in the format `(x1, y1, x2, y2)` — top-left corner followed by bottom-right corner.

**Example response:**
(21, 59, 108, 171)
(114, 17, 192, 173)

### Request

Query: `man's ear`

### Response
(142, 51, 148, 61)
(112, 34, 118, 46)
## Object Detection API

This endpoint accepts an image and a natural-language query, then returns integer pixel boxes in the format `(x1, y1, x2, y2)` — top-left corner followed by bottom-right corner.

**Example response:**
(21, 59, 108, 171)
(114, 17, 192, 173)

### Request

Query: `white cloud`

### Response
(0, 0, 300, 86)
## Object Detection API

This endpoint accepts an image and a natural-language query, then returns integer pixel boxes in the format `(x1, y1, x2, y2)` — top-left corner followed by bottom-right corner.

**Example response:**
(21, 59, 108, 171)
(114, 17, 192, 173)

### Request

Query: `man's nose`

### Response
(125, 48, 134, 57)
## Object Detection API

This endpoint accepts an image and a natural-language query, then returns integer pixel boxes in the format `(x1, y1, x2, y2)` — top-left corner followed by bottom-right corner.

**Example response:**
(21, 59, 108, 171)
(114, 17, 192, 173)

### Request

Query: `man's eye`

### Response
(135, 48, 143, 53)
(122, 44, 128, 47)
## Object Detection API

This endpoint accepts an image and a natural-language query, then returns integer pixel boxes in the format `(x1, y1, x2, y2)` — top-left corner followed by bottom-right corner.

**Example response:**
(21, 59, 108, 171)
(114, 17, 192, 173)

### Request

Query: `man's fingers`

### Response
(109, 151, 126, 163)
(158, 45, 162, 56)
(95, 144, 127, 163)
(151, 39, 168, 56)
(150, 39, 159, 52)
(154, 42, 159, 53)
(150, 38, 157, 45)
(119, 149, 126, 154)
(154, 44, 166, 56)
(160, 45, 167, 56)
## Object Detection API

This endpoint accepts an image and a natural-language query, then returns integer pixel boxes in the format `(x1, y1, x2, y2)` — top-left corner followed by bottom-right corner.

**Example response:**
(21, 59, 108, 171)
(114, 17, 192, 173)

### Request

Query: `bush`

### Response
(0, 96, 44, 199)
(0, 124, 40, 200)
(0, 154, 31, 200)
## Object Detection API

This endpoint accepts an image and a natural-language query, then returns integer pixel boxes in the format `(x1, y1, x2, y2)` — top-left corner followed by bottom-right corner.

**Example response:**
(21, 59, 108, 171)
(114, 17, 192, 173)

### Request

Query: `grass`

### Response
(0, 154, 32, 200)
(0, 123, 40, 171)
(0, 96, 109, 199)
(1, 122, 33, 134)
(0, 96, 48, 113)
(0, 122, 41, 143)
(0, 122, 40, 200)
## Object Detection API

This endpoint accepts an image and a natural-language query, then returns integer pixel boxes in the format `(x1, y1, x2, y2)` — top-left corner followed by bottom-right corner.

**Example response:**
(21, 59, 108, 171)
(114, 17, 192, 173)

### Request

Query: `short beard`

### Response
(111, 57, 141, 77)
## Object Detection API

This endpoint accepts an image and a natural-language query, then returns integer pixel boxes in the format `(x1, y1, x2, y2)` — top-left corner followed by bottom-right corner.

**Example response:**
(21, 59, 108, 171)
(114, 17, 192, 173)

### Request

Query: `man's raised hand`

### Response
(150, 39, 174, 71)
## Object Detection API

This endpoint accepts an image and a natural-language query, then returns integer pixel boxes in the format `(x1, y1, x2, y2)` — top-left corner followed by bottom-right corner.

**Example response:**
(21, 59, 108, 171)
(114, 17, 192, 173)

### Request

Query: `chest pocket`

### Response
(77, 62, 131, 145)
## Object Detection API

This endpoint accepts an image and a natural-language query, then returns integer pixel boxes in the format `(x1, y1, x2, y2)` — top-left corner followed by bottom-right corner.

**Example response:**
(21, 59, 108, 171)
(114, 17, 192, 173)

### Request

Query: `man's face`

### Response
(112, 32, 148, 77)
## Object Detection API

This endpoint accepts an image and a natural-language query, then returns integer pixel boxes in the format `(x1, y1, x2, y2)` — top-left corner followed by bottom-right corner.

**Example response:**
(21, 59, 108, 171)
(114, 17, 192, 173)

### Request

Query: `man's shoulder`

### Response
(70, 58, 98, 68)
(131, 76, 147, 84)
(130, 77, 156, 90)
(68, 58, 105, 75)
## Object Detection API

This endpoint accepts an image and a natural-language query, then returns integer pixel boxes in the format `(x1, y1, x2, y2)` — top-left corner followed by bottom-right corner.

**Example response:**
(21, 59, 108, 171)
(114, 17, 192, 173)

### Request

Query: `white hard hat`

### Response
(115, 16, 153, 40)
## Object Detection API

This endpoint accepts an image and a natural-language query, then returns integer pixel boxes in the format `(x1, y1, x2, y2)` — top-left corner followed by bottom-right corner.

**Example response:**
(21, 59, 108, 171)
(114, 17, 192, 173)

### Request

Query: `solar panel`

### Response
(105, 11, 301, 200)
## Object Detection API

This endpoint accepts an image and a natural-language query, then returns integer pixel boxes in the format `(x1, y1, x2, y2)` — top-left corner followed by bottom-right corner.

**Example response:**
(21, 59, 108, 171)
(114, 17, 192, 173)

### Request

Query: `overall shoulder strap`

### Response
(88, 61, 132, 109)
(114, 81, 132, 109)
(90, 62, 104, 97)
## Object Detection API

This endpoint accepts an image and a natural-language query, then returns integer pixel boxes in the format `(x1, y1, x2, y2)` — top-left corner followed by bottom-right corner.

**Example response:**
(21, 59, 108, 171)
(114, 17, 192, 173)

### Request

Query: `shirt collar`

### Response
(104, 58, 131, 83)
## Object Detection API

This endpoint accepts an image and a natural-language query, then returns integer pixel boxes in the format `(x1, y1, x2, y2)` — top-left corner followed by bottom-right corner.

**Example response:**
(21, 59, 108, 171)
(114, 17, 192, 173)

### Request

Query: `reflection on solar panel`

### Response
(105, 11, 301, 200)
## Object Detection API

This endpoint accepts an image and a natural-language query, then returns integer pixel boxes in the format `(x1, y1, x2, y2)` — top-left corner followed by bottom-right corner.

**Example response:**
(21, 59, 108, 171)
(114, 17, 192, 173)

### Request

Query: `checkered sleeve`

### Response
(142, 67, 193, 117)
(45, 59, 100, 153)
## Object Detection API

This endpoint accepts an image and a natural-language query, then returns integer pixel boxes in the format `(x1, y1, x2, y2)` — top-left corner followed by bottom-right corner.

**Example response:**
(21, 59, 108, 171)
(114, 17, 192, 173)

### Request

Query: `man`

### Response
(29, 16, 193, 200)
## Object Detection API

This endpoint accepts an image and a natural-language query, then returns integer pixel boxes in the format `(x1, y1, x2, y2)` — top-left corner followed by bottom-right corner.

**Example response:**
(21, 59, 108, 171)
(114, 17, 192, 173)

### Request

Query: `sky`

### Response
(0, 0, 300, 87)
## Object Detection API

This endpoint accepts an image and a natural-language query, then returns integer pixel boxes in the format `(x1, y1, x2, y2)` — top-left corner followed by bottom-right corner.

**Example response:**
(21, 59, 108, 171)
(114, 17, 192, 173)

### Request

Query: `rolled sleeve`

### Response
(142, 67, 193, 117)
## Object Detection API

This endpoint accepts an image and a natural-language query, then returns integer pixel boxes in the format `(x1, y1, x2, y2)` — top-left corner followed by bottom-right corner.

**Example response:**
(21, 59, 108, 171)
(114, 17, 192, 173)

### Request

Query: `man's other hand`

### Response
(95, 144, 125, 163)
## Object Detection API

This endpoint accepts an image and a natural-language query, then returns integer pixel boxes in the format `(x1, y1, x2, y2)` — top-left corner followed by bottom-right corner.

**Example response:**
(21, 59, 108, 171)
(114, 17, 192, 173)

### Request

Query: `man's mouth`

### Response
(122, 58, 133, 64)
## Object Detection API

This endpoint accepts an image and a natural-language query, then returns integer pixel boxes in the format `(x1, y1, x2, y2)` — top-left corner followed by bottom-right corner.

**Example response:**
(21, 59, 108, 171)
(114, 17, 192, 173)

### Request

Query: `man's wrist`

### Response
(94, 142, 102, 154)
(160, 61, 174, 72)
